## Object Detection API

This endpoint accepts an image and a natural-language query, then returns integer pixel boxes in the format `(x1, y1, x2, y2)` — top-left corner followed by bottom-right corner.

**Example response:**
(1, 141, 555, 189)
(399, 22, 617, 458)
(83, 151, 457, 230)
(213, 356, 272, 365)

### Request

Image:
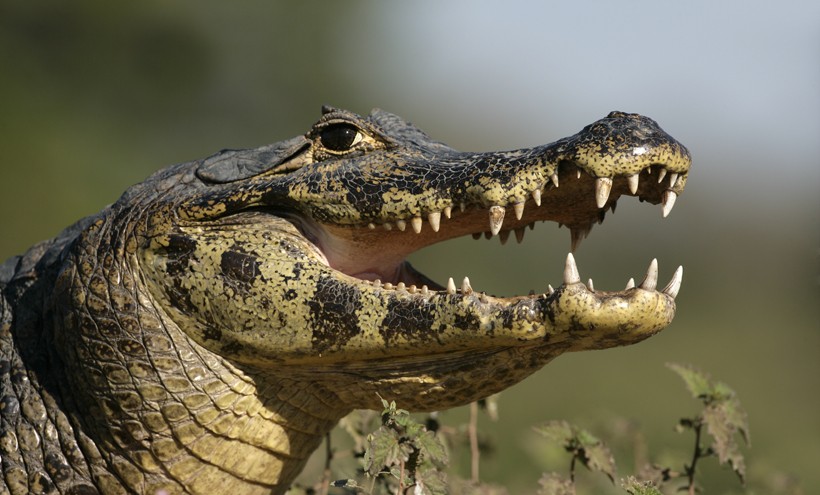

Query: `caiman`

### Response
(0, 106, 691, 494)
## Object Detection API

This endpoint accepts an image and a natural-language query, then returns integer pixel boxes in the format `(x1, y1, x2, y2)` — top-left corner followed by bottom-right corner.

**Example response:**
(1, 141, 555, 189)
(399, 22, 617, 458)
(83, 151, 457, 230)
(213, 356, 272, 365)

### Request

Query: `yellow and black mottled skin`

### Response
(0, 107, 691, 494)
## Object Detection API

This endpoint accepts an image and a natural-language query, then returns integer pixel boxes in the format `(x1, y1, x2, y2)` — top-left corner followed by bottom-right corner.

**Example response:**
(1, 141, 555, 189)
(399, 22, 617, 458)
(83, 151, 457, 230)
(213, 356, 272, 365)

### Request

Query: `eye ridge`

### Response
(319, 123, 363, 152)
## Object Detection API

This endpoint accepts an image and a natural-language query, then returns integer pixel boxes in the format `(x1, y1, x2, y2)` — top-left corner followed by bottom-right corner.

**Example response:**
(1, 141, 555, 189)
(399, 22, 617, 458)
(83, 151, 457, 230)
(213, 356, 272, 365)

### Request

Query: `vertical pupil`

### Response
(321, 124, 359, 151)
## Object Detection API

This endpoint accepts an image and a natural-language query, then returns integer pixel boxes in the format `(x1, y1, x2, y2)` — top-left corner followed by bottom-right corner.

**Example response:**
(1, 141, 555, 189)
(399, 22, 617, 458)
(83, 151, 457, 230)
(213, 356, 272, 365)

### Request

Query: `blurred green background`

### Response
(1, 1, 817, 492)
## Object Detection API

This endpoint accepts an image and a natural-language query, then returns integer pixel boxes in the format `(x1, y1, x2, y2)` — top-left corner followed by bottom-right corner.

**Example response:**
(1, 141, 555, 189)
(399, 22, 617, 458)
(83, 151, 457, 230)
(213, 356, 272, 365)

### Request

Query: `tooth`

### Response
(484, 231, 492, 240)
(489, 206, 505, 236)
(461, 277, 473, 294)
(531, 188, 542, 206)
(513, 201, 525, 220)
(595, 177, 613, 208)
(428, 211, 441, 232)
(411, 216, 423, 234)
(627, 173, 640, 194)
(610, 201, 617, 214)
(396, 282, 405, 291)
(514, 227, 526, 243)
(408, 284, 417, 293)
(460, 202, 466, 212)
(368, 223, 376, 230)
(587, 278, 595, 291)
(640, 259, 659, 290)
(570, 226, 589, 252)
(498, 230, 510, 245)
(383, 222, 393, 231)
(597, 210, 606, 224)
(625, 278, 636, 289)
(472, 232, 482, 240)
(421, 285, 429, 295)
(657, 168, 667, 183)
(373, 279, 382, 288)
(528, 222, 535, 230)
(447, 277, 456, 294)
(576, 169, 581, 179)
(668, 172, 679, 188)
(396, 219, 406, 231)
(563, 253, 581, 285)
(550, 173, 560, 188)
(383, 282, 393, 289)
(443, 206, 452, 219)
(662, 265, 683, 299)
(661, 190, 677, 218)
(547, 284, 555, 295)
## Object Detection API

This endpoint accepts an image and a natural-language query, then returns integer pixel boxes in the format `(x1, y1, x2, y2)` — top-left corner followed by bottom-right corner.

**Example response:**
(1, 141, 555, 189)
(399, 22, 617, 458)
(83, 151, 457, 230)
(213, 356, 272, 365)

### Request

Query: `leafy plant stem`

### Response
(469, 401, 480, 483)
(686, 420, 703, 495)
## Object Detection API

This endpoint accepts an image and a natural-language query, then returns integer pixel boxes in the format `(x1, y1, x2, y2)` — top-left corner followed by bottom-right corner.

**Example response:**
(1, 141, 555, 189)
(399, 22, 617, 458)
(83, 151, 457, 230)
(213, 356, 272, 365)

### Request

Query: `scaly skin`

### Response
(0, 107, 690, 494)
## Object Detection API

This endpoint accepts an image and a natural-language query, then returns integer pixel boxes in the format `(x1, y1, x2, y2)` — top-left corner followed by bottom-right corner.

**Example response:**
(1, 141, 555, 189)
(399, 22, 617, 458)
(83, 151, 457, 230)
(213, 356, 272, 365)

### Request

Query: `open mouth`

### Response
(301, 160, 684, 299)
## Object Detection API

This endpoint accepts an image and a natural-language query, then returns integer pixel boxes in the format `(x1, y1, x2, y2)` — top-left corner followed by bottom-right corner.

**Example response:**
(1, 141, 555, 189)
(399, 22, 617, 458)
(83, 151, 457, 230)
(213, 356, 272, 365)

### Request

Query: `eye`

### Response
(319, 123, 363, 152)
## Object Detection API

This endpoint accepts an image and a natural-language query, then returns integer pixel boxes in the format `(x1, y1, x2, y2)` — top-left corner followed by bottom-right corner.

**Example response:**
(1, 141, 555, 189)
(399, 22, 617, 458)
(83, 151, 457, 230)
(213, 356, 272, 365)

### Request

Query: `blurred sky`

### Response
(0, 1, 818, 492)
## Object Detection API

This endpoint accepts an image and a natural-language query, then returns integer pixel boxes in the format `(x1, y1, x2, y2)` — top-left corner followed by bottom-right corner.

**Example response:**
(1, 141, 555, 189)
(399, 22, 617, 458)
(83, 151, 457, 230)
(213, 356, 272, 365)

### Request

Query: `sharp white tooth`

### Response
(661, 190, 677, 218)
(662, 265, 683, 299)
(563, 253, 581, 285)
(640, 259, 659, 291)
(461, 277, 473, 294)
(411, 216, 423, 233)
(383, 222, 393, 231)
(472, 232, 482, 240)
(547, 284, 555, 295)
(368, 223, 376, 230)
(576, 169, 581, 179)
(627, 173, 640, 194)
(570, 226, 589, 252)
(531, 188, 542, 206)
(513, 201, 525, 220)
(657, 168, 667, 183)
(396, 219, 407, 231)
(514, 227, 526, 243)
(498, 230, 510, 245)
(489, 205, 505, 236)
(625, 277, 636, 289)
(447, 277, 456, 294)
(550, 173, 560, 188)
(443, 206, 452, 219)
(587, 278, 595, 291)
(428, 211, 441, 232)
(421, 285, 429, 295)
(595, 177, 613, 208)
(668, 172, 679, 188)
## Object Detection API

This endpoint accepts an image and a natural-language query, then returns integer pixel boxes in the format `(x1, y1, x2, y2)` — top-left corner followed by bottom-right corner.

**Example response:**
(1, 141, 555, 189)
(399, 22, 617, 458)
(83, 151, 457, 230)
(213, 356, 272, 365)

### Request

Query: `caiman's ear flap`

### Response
(196, 136, 310, 183)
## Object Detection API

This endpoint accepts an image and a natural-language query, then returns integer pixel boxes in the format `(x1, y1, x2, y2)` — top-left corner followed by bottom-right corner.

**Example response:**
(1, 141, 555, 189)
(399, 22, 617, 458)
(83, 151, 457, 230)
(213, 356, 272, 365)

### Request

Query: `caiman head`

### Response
(131, 106, 691, 411)
(40, 106, 690, 493)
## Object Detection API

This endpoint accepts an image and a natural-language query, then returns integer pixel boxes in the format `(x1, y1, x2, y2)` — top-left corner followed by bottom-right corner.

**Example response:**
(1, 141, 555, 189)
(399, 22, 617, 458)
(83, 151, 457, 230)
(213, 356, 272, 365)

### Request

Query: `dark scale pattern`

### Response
(308, 276, 363, 353)
(1, 106, 689, 494)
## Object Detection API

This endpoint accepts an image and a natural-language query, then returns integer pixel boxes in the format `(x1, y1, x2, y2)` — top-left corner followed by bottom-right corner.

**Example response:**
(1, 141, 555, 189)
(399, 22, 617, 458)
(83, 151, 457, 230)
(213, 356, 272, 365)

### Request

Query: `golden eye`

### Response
(319, 123, 363, 152)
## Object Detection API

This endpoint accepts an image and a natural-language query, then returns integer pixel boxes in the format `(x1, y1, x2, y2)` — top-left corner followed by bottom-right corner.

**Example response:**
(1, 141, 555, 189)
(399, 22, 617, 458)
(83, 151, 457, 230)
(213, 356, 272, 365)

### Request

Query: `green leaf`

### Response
(363, 428, 403, 475)
(534, 421, 616, 482)
(413, 468, 449, 495)
(414, 430, 449, 467)
(703, 402, 748, 483)
(533, 420, 574, 445)
(666, 362, 713, 400)
(620, 476, 663, 495)
(579, 439, 616, 483)
(537, 472, 575, 495)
